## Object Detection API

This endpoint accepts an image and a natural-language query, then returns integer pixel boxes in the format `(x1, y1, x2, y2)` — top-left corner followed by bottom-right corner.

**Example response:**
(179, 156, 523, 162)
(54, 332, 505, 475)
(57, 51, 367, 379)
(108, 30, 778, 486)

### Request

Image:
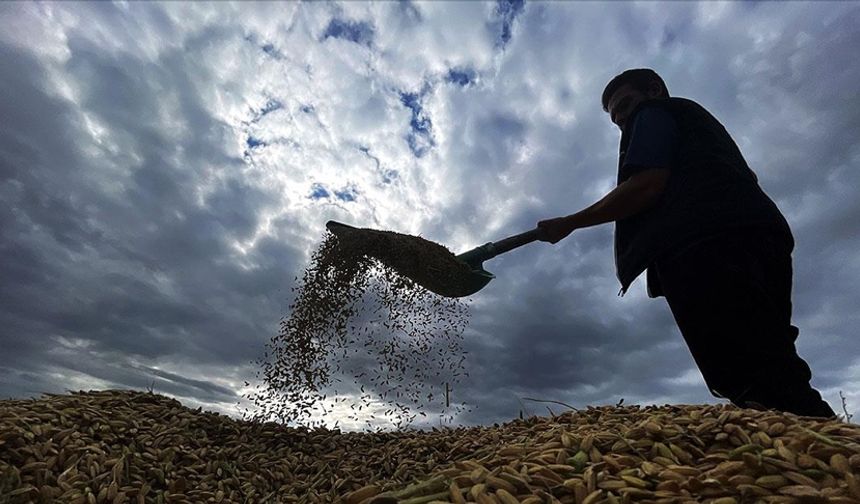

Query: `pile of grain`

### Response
(243, 231, 471, 430)
(2, 390, 858, 504)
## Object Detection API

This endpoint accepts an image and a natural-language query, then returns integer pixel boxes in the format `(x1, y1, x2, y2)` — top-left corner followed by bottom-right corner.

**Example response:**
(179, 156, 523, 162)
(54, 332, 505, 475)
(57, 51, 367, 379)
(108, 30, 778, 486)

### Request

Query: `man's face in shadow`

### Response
(607, 82, 663, 132)
(607, 84, 648, 131)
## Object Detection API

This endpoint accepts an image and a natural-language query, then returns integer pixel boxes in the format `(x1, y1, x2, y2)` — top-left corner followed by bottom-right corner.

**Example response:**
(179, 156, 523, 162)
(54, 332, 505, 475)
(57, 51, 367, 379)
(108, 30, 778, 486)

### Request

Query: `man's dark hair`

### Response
(601, 68, 670, 112)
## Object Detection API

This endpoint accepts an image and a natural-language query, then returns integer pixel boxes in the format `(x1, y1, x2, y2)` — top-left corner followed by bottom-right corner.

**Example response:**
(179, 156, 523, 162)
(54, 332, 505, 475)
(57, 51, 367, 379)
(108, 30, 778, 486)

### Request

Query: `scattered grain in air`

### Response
(242, 229, 472, 430)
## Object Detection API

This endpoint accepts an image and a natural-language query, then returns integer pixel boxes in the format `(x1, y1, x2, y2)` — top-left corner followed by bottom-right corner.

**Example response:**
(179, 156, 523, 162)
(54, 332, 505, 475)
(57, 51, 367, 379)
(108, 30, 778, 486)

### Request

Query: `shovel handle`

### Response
(455, 227, 545, 267)
(490, 227, 545, 256)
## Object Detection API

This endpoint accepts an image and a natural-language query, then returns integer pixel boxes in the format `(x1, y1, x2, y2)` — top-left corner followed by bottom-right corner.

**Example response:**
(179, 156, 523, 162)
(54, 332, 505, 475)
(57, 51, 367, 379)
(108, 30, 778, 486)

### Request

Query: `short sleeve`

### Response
(621, 106, 679, 179)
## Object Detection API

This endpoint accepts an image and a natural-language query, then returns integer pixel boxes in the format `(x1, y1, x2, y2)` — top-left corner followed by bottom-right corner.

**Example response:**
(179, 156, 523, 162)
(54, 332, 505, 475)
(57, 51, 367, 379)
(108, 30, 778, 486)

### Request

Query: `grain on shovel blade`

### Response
(334, 225, 477, 297)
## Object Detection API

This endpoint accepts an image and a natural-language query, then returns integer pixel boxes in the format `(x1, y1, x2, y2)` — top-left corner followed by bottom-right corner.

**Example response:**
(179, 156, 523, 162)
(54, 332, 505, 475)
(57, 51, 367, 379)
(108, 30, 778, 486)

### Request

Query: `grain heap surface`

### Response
(3, 390, 860, 504)
(244, 231, 471, 430)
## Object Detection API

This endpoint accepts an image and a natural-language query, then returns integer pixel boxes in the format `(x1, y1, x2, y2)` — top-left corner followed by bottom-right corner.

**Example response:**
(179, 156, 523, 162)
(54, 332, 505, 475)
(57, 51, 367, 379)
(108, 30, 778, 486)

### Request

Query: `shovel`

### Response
(325, 220, 546, 298)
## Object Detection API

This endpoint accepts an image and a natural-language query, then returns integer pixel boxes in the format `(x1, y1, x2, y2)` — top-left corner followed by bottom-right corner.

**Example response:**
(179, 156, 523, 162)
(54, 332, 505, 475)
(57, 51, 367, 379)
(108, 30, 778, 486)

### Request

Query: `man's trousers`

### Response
(653, 229, 835, 418)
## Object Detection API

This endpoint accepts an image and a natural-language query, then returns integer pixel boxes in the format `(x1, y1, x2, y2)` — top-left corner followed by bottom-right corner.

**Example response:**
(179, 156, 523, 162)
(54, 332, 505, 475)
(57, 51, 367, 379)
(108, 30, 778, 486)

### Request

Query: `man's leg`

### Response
(656, 230, 835, 418)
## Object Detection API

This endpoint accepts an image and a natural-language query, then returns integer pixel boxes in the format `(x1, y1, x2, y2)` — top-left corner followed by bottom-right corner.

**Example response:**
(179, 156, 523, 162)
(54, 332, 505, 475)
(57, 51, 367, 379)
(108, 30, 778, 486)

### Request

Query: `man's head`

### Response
(602, 68, 670, 131)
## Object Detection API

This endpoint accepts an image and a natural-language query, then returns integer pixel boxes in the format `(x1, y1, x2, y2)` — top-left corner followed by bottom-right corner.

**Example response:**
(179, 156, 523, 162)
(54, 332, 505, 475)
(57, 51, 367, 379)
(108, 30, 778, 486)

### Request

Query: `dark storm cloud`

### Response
(728, 7, 860, 390)
(447, 244, 696, 425)
(0, 18, 298, 408)
(133, 364, 237, 400)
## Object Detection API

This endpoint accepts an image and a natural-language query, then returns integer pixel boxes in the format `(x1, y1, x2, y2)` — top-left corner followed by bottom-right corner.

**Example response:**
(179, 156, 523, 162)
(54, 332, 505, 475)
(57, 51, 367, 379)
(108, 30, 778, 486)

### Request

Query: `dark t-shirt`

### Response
(622, 106, 680, 177)
(613, 97, 794, 298)
(619, 106, 680, 298)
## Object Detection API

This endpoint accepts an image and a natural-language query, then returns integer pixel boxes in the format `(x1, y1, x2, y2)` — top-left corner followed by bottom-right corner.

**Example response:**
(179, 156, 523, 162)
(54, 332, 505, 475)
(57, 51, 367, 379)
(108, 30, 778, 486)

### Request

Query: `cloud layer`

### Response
(1, 1, 858, 429)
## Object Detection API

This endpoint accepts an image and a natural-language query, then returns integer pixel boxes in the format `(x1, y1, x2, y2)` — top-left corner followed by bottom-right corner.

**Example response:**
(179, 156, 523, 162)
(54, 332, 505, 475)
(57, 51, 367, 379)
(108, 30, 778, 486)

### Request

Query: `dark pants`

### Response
(653, 229, 835, 418)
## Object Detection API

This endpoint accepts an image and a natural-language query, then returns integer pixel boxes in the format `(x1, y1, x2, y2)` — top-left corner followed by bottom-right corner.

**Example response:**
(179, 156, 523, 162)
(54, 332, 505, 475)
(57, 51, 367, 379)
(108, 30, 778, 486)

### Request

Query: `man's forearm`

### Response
(567, 169, 668, 229)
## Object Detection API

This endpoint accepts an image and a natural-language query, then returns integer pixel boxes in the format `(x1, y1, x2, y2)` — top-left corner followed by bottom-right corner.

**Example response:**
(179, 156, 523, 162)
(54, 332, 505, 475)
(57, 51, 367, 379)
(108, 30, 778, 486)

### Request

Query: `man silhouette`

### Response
(537, 68, 835, 418)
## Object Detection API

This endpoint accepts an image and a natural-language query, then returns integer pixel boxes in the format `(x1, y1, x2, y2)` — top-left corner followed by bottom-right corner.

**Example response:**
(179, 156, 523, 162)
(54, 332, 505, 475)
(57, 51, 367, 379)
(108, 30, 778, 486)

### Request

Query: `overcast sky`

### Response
(2, 1, 858, 430)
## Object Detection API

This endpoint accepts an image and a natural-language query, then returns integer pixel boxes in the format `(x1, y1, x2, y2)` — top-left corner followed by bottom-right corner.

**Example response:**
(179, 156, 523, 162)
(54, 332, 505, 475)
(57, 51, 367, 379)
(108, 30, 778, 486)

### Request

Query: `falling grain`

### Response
(243, 230, 472, 430)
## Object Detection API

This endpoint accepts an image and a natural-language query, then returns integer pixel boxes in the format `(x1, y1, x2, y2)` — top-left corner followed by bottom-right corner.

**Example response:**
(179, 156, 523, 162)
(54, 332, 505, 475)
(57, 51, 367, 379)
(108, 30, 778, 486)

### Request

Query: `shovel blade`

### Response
(440, 268, 494, 297)
(325, 220, 495, 298)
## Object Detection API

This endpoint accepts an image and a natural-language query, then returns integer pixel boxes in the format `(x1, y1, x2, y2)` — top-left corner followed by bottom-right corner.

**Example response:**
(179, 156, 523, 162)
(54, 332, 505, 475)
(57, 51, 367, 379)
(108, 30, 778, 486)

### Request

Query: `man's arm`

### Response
(570, 166, 670, 227)
(538, 167, 670, 243)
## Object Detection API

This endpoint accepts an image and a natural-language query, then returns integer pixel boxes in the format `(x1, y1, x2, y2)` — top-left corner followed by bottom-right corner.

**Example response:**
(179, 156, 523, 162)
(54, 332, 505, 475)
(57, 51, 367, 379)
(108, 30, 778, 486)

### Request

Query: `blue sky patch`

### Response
(399, 90, 434, 158)
(447, 68, 477, 87)
(309, 183, 357, 202)
(309, 183, 330, 200)
(334, 186, 358, 202)
(494, 0, 525, 48)
(322, 18, 375, 47)
(400, 92, 430, 134)
(246, 136, 265, 149)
